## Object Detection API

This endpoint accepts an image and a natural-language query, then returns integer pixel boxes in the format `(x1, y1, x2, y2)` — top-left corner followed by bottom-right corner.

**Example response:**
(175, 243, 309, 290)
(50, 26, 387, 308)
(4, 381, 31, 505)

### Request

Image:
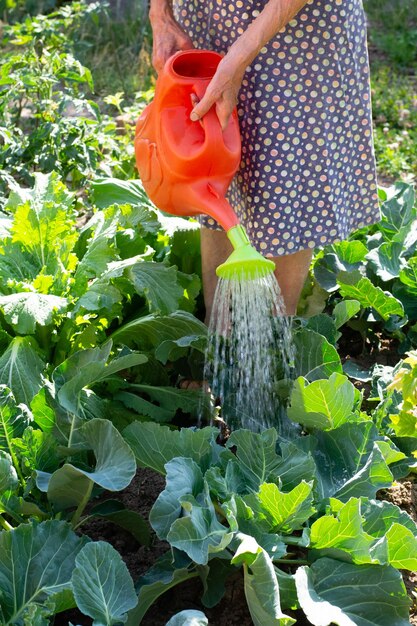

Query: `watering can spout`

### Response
(217, 225, 276, 280)
(189, 182, 239, 232)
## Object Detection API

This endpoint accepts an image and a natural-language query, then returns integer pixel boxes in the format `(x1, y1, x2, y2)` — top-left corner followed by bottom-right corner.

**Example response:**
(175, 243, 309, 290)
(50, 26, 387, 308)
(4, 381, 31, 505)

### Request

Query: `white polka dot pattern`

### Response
(173, 0, 381, 257)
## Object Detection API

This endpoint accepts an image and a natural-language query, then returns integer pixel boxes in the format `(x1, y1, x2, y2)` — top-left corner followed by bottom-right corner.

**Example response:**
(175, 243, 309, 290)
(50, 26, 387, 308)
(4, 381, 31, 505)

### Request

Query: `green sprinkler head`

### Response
(216, 224, 275, 280)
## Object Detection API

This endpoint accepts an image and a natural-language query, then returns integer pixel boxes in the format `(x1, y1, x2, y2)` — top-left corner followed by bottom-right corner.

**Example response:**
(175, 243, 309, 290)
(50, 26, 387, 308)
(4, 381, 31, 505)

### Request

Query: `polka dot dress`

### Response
(173, 0, 381, 257)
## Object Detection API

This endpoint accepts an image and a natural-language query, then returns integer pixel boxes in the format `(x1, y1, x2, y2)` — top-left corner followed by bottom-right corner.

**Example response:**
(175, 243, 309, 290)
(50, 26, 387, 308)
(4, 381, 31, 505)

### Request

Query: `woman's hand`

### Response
(150, 12, 194, 74)
(190, 52, 246, 130)
(189, 0, 311, 129)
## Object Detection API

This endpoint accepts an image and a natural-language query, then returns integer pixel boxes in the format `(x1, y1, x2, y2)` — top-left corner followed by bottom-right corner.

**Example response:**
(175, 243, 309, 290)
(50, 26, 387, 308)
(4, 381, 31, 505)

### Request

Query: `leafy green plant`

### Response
(307, 183, 417, 352)
(0, 521, 141, 625)
(0, 173, 207, 624)
(370, 351, 417, 473)
(124, 414, 415, 625)
(119, 338, 416, 625)
(0, 170, 207, 559)
(387, 351, 417, 438)
(0, 2, 140, 198)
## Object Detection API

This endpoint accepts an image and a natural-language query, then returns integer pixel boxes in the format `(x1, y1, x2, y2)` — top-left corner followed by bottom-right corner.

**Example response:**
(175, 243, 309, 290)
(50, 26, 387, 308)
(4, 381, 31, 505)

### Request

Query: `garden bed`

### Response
(57, 466, 417, 626)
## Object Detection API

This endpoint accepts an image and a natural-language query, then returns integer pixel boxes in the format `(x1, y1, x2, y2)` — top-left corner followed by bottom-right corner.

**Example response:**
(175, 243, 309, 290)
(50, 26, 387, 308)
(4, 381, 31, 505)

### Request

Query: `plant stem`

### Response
(73, 514, 94, 531)
(67, 412, 77, 451)
(0, 516, 13, 531)
(71, 480, 93, 529)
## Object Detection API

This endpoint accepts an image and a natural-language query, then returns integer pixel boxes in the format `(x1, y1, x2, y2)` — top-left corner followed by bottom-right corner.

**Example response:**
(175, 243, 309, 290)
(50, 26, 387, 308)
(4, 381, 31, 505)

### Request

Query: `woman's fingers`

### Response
(190, 59, 241, 128)
(190, 94, 217, 121)
(190, 85, 237, 130)
(216, 99, 235, 131)
(152, 21, 194, 74)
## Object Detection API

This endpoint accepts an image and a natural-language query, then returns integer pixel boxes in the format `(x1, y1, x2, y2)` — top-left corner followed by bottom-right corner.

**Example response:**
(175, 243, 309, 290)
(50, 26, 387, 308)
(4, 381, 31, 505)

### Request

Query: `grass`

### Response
(364, 0, 417, 183)
(73, 0, 154, 102)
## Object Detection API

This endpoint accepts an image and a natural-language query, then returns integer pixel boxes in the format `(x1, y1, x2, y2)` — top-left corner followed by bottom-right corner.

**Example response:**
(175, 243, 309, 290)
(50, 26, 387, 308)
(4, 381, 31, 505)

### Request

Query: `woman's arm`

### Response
(190, 0, 311, 129)
(149, 0, 194, 73)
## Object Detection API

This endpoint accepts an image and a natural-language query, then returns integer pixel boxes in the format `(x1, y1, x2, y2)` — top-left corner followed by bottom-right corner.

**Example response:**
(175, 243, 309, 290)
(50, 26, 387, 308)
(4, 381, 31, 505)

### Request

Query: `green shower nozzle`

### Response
(216, 224, 275, 280)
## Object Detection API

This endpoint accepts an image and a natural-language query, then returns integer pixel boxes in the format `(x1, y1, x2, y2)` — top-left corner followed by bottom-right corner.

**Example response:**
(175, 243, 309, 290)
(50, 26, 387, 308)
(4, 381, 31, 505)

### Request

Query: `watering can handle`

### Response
(191, 82, 224, 151)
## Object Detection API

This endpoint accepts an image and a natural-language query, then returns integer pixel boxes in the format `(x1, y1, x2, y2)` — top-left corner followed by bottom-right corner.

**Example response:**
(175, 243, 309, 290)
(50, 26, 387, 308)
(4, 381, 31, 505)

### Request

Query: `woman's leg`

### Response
(201, 227, 313, 320)
(272, 248, 314, 315)
(200, 227, 233, 324)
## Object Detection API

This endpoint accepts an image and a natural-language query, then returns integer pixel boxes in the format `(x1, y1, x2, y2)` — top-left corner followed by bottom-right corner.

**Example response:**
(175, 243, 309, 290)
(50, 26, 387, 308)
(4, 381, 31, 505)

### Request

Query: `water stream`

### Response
(203, 270, 296, 435)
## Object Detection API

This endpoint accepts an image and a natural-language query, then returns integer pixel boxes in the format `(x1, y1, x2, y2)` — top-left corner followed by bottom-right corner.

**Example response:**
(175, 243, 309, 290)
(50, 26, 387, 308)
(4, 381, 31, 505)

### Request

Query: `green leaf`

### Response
(226, 431, 317, 494)
(0, 337, 45, 404)
(313, 253, 355, 292)
(366, 242, 406, 281)
(0, 292, 68, 334)
(385, 523, 417, 570)
(223, 493, 287, 559)
(168, 226, 201, 276)
(361, 498, 417, 537)
(310, 498, 380, 564)
(305, 315, 338, 345)
(73, 209, 120, 294)
(333, 300, 361, 329)
(11, 427, 60, 474)
(287, 373, 359, 430)
(149, 457, 204, 539)
(0, 491, 46, 522)
(166, 610, 208, 625)
(90, 500, 150, 546)
(273, 441, 317, 492)
(92, 178, 158, 224)
(337, 271, 404, 320)
(116, 384, 206, 422)
(0, 386, 32, 452)
(128, 262, 184, 315)
(399, 257, 417, 294)
(251, 481, 315, 533)
(30, 388, 55, 432)
(299, 422, 393, 501)
(109, 311, 207, 352)
(0, 520, 88, 625)
(0, 450, 18, 492)
(167, 488, 233, 565)
(125, 552, 197, 626)
(295, 558, 410, 626)
(72, 541, 138, 626)
(199, 559, 236, 608)
(333, 240, 368, 265)
(378, 182, 416, 244)
(275, 568, 299, 610)
(37, 419, 136, 509)
(205, 464, 248, 501)
(52, 341, 147, 416)
(123, 422, 218, 475)
(155, 334, 207, 363)
(4, 172, 78, 282)
(293, 328, 342, 381)
(226, 429, 281, 491)
(232, 535, 295, 626)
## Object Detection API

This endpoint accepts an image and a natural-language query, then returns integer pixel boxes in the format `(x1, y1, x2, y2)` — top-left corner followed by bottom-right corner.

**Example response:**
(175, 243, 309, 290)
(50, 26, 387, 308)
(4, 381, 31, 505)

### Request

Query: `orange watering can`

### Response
(134, 49, 274, 279)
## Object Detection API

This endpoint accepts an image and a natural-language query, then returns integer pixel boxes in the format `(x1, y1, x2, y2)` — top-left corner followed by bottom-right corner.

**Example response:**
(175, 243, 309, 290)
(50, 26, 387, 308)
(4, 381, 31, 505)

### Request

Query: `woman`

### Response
(149, 0, 380, 318)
